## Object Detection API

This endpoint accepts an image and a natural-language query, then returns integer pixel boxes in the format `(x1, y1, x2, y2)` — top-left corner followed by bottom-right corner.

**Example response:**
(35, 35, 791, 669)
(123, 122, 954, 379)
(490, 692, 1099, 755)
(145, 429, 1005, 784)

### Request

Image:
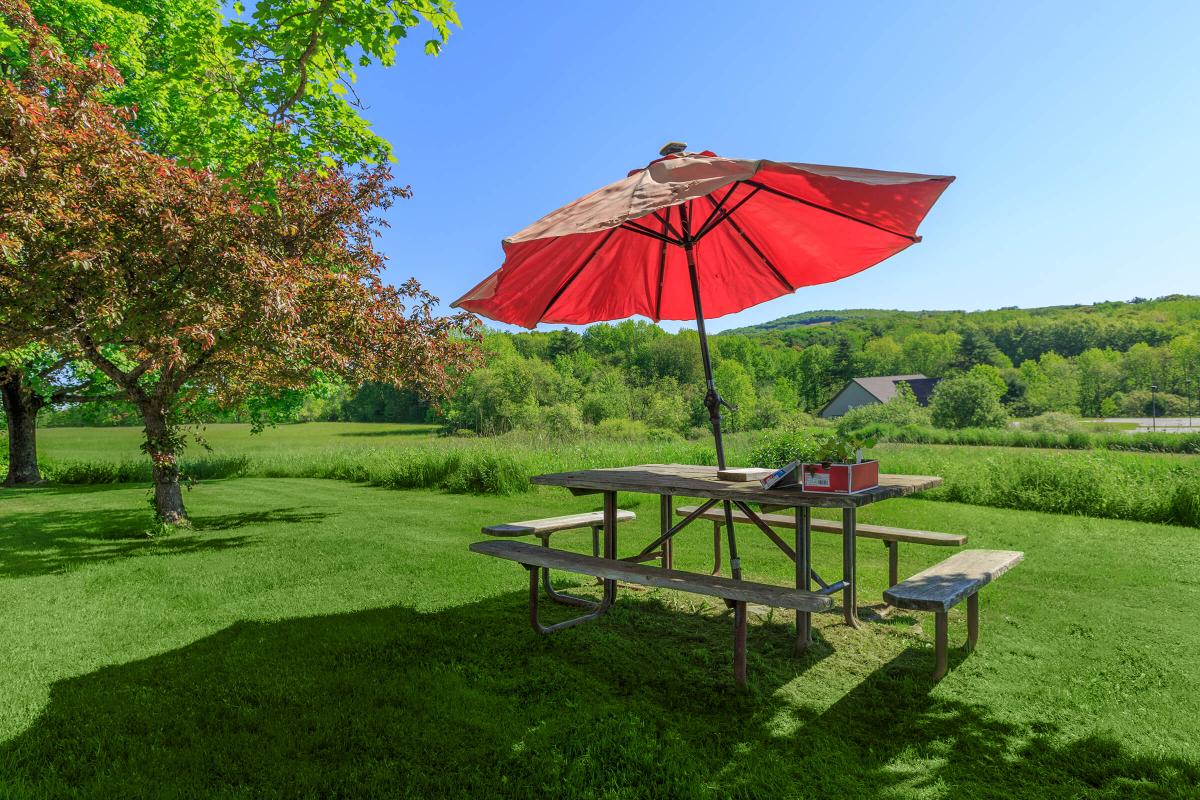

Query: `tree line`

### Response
(440, 295, 1200, 437)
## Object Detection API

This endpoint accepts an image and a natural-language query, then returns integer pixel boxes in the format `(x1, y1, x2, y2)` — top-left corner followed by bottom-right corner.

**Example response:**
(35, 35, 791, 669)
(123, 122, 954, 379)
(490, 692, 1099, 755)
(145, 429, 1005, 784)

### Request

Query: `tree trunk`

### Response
(140, 401, 187, 524)
(1, 368, 44, 486)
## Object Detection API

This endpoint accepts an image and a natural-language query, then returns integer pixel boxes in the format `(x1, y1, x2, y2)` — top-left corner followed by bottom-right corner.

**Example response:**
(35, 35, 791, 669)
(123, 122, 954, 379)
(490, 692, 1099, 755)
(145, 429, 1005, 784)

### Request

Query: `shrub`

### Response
(1168, 475, 1200, 528)
(748, 429, 826, 469)
(541, 404, 584, 437)
(1119, 390, 1190, 417)
(1019, 412, 1085, 435)
(443, 452, 529, 495)
(836, 382, 931, 435)
(930, 373, 1008, 429)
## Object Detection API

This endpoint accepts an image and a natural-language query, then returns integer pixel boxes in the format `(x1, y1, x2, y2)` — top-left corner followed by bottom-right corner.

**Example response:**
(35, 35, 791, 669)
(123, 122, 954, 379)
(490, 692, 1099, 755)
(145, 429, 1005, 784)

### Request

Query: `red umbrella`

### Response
(454, 144, 954, 470)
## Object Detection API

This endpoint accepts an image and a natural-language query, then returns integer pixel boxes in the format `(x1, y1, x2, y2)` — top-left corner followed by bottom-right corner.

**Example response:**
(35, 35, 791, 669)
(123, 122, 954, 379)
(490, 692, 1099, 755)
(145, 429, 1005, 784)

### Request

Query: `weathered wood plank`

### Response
(469, 540, 833, 612)
(483, 510, 635, 537)
(883, 549, 1024, 612)
(675, 505, 966, 546)
(530, 464, 941, 509)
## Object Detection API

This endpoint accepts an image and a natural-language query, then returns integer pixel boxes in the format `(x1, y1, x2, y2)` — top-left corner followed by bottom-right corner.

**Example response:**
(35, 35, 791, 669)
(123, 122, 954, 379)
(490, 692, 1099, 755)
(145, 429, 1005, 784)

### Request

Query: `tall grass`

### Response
(850, 422, 1200, 454)
(868, 444, 1200, 527)
(22, 431, 720, 497)
(10, 425, 1200, 527)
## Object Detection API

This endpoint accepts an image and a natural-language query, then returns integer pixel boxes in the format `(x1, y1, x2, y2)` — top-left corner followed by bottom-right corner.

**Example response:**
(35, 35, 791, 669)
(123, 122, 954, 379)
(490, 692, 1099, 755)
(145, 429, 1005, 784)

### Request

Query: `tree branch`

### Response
(272, 0, 334, 124)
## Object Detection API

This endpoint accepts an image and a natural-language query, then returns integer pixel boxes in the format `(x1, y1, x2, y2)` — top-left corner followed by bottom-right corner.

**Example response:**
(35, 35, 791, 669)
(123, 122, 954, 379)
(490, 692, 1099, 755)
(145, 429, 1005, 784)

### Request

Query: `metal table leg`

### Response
(538, 532, 600, 608)
(842, 507, 860, 628)
(795, 505, 812, 653)
(660, 494, 673, 569)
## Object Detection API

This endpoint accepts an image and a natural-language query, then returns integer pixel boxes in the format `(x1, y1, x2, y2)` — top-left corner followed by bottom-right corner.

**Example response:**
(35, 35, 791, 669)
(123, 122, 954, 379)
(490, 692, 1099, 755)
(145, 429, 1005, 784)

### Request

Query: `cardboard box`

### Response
(799, 460, 880, 493)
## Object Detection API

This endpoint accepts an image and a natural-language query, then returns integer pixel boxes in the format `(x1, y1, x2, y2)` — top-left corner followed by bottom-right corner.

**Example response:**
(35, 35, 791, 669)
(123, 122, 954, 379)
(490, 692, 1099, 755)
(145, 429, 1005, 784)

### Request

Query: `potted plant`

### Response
(800, 433, 878, 493)
(759, 432, 879, 493)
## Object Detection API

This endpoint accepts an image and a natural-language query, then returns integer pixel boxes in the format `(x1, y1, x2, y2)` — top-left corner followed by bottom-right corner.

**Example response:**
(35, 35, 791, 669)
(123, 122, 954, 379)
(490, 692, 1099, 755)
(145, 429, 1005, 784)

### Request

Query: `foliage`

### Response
(841, 421, 1200, 455)
(748, 428, 827, 469)
(930, 369, 1009, 429)
(836, 380, 931, 435)
(811, 432, 876, 465)
(0, 16, 479, 519)
(749, 428, 876, 469)
(16, 0, 458, 178)
(1117, 389, 1190, 417)
(434, 292, 1200, 445)
(1017, 411, 1087, 435)
(874, 443, 1200, 527)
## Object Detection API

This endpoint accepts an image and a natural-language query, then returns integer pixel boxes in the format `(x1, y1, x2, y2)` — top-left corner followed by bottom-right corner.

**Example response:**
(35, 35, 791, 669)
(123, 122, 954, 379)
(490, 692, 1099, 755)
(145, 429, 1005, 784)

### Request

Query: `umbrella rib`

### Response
(536, 227, 620, 323)
(694, 183, 740, 239)
(621, 219, 681, 245)
(653, 209, 683, 241)
(704, 194, 795, 295)
(694, 185, 761, 241)
(653, 208, 670, 321)
(743, 180, 919, 242)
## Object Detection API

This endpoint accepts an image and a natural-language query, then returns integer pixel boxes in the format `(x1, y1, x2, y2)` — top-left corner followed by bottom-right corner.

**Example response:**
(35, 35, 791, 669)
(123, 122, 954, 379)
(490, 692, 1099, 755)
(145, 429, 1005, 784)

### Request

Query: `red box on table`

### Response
(800, 460, 879, 493)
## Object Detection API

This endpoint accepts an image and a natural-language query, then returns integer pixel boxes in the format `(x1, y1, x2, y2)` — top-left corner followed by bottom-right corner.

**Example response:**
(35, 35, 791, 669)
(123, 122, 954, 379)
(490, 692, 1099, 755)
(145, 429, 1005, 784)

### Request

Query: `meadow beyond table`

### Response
(530, 464, 942, 648)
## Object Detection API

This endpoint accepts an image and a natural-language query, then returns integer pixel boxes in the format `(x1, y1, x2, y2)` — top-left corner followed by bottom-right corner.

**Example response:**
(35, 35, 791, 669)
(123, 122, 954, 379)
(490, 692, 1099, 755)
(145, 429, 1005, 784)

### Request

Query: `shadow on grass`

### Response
(0, 505, 328, 579)
(0, 594, 1193, 799)
(0, 483, 146, 501)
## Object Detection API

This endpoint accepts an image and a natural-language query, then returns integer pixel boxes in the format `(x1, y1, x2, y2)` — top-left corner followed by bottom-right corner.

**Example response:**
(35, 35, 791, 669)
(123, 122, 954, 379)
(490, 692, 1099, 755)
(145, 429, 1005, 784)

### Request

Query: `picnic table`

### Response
(529, 464, 942, 647)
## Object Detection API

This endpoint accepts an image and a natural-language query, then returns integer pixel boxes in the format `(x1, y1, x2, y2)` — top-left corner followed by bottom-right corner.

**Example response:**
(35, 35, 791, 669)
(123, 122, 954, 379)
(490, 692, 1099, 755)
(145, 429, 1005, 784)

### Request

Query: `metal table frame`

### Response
(531, 464, 942, 651)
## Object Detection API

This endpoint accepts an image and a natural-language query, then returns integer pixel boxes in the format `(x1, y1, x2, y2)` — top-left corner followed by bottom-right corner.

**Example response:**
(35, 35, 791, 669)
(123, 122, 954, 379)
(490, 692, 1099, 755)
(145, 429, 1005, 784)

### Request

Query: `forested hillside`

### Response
(36, 295, 1200, 434)
(437, 295, 1200, 435)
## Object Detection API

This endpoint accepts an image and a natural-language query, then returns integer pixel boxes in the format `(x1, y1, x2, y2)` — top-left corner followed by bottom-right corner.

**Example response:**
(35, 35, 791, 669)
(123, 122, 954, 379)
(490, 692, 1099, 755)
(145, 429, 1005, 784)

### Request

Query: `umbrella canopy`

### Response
(453, 150, 954, 329)
(453, 147, 953, 581)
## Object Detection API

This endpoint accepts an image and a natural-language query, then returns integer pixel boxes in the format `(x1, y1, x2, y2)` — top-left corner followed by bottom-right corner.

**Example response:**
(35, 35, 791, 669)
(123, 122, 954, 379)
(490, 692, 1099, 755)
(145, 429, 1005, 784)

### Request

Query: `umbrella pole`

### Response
(684, 235, 742, 581)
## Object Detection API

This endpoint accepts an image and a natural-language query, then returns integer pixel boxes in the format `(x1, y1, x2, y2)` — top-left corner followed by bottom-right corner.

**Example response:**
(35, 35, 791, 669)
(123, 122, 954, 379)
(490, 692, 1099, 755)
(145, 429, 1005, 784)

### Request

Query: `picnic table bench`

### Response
(482, 510, 640, 607)
(470, 539, 832, 686)
(675, 504, 965, 588)
(884, 549, 1024, 679)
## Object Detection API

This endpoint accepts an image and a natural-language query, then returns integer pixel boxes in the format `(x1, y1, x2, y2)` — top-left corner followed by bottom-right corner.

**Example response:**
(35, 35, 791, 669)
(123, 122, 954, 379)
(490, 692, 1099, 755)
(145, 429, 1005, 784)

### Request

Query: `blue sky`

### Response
(353, 2, 1200, 332)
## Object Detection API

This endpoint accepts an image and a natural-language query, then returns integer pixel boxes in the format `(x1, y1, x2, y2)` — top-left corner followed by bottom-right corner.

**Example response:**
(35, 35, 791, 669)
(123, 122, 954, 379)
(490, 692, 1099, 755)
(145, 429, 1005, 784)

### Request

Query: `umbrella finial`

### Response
(659, 141, 687, 157)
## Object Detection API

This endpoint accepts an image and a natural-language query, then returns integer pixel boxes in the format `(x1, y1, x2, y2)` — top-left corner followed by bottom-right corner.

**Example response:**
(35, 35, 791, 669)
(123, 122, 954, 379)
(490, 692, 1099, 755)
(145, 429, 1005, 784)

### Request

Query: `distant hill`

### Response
(720, 295, 1200, 336)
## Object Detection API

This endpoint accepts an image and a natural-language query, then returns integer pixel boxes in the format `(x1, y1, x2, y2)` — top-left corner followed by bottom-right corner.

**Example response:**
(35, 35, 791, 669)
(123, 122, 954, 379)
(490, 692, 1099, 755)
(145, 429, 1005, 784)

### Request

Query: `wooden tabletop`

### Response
(531, 464, 942, 509)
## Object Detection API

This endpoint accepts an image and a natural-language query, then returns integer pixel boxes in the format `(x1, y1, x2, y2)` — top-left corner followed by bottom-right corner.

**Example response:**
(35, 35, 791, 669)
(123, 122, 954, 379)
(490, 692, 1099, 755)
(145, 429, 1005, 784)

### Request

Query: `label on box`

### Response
(804, 471, 831, 488)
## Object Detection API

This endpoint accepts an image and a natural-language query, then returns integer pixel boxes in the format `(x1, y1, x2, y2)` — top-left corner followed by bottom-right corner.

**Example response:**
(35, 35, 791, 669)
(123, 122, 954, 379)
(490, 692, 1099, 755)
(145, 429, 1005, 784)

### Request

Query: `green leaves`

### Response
(22, 0, 459, 181)
(0, 18, 19, 52)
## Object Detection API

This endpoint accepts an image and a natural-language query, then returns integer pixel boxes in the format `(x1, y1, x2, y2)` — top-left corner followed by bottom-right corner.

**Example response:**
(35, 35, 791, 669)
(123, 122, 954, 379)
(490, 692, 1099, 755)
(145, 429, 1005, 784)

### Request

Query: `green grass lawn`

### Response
(34, 421, 447, 461)
(1, 477, 1198, 797)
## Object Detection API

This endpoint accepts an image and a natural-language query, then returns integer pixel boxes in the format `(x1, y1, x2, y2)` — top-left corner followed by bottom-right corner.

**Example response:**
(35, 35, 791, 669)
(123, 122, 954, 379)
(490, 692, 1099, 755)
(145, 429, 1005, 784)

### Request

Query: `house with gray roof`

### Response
(819, 375, 941, 419)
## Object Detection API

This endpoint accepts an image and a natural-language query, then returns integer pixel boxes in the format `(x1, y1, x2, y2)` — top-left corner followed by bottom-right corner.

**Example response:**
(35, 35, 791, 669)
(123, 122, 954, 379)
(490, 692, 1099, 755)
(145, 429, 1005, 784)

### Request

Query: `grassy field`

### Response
(1, 473, 1199, 797)
(18, 423, 1200, 526)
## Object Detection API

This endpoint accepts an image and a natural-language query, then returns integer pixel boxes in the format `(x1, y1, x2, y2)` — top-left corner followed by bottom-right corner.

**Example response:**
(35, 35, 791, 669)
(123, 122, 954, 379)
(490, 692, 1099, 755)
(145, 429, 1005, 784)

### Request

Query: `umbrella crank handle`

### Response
(705, 388, 738, 416)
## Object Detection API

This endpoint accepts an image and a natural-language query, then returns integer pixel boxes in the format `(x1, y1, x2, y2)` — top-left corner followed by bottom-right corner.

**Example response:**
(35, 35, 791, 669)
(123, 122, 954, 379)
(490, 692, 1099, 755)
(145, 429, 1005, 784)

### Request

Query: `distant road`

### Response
(1097, 417, 1198, 433)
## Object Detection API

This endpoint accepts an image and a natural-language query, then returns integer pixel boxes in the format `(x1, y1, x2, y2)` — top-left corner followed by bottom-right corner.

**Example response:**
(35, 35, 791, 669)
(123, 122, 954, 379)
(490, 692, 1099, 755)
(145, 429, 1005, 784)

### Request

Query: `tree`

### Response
(1076, 348, 1122, 417)
(796, 344, 834, 411)
(902, 331, 961, 376)
(0, 28, 478, 520)
(930, 371, 1008, 429)
(861, 336, 903, 376)
(1018, 352, 1080, 415)
(0, 348, 116, 484)
(20, 0, 458, 177)
(713, 360, 756, 433)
